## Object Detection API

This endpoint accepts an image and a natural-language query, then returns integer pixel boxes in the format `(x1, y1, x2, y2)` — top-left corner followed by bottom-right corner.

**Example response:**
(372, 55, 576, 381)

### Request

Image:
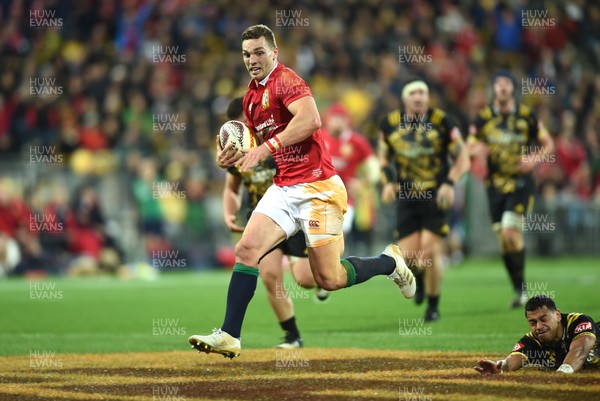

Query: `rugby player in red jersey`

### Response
(221, 97, 326, 349)
(321, 103, 379, 247)
(189, 24, 415, 358)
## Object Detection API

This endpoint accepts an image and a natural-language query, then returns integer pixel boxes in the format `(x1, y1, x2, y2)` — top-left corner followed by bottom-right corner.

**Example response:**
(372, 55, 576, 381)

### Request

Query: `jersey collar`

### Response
(248, 62, 279, 88)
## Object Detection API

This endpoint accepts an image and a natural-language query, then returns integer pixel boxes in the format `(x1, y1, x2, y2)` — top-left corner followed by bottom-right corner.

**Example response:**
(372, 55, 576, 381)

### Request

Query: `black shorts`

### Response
(395, 196, 450, 240)
(487, 177, 534, 224)
(278, 231, 308, 258)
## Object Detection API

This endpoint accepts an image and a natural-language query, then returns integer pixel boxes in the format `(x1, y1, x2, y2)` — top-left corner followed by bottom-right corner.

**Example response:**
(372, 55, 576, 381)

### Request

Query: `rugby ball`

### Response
(219, 120, 257, 153)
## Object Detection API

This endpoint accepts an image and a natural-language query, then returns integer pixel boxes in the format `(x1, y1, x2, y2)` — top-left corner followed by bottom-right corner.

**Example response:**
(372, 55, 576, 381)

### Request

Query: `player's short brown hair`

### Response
(241, 25, 277, 49)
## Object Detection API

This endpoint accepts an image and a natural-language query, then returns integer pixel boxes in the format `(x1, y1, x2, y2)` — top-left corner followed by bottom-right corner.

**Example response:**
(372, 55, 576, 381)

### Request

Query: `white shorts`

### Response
(253, 174, 348, 247)
(342, 205, 354, 235)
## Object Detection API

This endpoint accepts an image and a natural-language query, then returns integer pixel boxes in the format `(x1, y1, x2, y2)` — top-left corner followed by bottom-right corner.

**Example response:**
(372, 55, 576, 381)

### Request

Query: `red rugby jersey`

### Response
(322, 130, 373, 186)
(242, 63, 336, 186)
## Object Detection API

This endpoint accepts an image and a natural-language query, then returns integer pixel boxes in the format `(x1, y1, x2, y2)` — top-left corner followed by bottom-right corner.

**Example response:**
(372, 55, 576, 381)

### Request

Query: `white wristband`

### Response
(496, 359, 508, 373)
(557, 364, 574, 374)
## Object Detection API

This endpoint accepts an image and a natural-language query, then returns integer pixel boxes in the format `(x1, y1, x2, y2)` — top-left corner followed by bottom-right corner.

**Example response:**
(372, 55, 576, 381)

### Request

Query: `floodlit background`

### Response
(0, 0, 599, 278)
(1, 3, 600, 400)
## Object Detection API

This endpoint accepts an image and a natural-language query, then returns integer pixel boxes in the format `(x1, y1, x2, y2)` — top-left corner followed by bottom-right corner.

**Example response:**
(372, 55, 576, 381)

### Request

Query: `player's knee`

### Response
(234, 239, 260, 266)
(501, 229, 522, 252)
(316, 277, 343, 291)
(314, 268, 345, 290)
(295, 275, 316, 289)
(260, 269, 278, 287)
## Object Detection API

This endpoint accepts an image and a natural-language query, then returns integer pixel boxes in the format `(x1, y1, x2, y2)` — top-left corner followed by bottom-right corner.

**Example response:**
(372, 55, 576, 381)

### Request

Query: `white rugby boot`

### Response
(189, 328, 241, 359)
(383, 244, 416, 299)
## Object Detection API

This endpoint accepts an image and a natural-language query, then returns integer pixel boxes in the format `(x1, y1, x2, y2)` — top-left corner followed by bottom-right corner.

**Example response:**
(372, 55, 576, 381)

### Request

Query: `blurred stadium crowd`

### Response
(0, 0, 599, 276)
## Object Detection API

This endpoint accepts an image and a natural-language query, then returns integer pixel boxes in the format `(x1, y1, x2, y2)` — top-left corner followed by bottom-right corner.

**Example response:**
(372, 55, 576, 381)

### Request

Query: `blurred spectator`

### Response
(132, 157, 171, 261)
(0, 0, 598, 265)
(555, 111, 587, 186)
(66, 184, 122, 275)
(0, 178, 43, 275)
(322, 103, 379, 255)
(28, 182, 69, 274)
(584, 122, 600, 196)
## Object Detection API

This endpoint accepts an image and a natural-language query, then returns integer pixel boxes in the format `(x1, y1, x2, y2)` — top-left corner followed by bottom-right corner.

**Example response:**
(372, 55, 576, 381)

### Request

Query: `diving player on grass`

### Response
(468, 70, 554, 308)
(476, 295, 600, 374)
(221, 97, 327, 349)
(188, 24, 415, 358)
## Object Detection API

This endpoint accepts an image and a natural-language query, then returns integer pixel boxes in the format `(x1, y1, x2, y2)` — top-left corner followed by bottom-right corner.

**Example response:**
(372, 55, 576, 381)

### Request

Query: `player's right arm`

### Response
(560, 313, 598, 373)
(466, 108, 491, 157)
(238, 96, 320, 172)
(378, 113, 398, 205)
(216, 136, 244, 169)
(223, 172, 245, 233)
(475, 354, 524, 375)
(466, 123, 488, 157)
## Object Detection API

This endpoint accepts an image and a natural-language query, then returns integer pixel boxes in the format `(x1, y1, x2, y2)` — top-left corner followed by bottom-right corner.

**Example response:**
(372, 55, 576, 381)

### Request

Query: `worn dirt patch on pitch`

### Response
(1, 349, 598, 401)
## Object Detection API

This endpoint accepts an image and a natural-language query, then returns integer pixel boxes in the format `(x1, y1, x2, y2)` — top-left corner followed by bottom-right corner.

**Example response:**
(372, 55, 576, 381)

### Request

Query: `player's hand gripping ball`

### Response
(219, 120, 258, 154)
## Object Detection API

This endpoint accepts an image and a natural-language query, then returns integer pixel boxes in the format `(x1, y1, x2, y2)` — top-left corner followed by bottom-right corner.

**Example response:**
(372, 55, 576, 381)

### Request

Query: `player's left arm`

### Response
(238, 96, 320, 172)
(436, 125, 470, 210)
(519, 120, 554, 173)
(561, 333, 596, 373)
(447, 127, 471, 185)
(378, 129, 398, 205)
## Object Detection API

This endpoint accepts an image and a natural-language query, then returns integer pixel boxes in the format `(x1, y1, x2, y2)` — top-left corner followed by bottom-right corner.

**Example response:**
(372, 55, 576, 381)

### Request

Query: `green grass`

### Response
(1, 257, 598, 356)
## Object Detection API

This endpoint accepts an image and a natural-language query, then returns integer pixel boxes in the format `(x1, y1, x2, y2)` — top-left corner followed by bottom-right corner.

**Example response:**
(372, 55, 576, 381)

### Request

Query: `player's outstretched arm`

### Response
(475, 354, 523, 374)
(560, 334, 596, 373)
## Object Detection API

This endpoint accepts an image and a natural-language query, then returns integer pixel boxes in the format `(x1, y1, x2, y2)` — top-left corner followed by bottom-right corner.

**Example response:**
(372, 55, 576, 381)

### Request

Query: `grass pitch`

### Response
(0, 257, 598, 400)
(1, 349, 599, 401)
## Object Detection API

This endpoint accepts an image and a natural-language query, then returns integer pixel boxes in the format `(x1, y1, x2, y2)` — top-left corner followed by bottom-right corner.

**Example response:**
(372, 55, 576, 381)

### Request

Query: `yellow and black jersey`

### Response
(228, 156, 276, 210)
(471, 103, 541, 193)
(510, 313, 600, 370)
(379, 107, 460, 191)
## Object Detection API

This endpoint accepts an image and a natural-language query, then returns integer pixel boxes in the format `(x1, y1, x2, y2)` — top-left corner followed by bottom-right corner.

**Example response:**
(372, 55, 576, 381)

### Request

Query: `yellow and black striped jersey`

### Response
(471, 103, 542, 193)
(228, 156, 276, 210)
(379, 107, 460, 191)
(510, 313, 600, 370)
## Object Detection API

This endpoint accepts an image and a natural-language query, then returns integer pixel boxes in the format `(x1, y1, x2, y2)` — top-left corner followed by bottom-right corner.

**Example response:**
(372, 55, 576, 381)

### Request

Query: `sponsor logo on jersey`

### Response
(512, 342, 525, 352)
(574, 321, 593, 334)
